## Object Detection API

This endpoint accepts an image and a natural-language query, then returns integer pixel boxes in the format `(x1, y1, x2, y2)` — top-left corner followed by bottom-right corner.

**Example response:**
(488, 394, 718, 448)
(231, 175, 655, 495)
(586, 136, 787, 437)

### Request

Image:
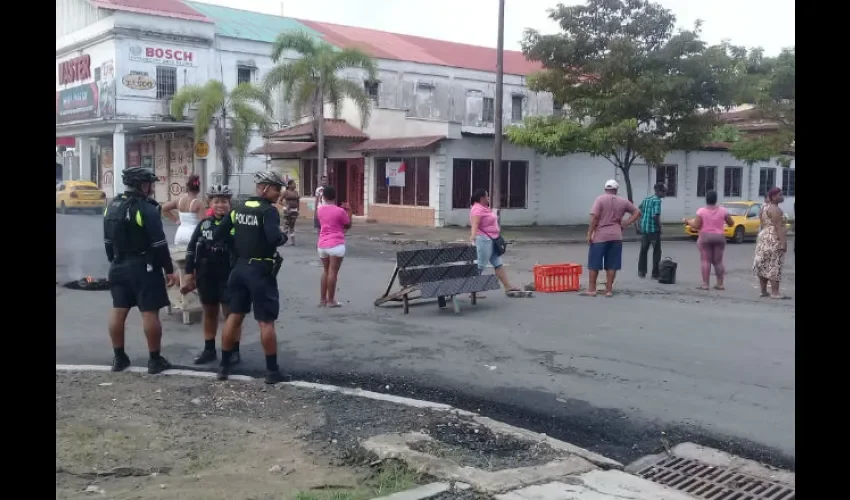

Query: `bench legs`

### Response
(402, 294, 410, 315)
(470, 292, 477, 305)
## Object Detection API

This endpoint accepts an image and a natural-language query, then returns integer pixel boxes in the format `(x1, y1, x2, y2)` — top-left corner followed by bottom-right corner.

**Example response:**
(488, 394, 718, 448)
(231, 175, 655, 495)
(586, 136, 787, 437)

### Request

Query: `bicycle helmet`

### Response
(122, 167, 158, 187)
(253, 170, 284, 187)
(207, 184, 233, 198)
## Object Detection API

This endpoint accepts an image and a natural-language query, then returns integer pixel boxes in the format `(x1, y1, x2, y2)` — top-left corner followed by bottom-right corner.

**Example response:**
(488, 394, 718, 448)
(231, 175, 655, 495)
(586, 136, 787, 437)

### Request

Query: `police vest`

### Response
(103, 194, 148, 255)
(231, 199, 275, 259)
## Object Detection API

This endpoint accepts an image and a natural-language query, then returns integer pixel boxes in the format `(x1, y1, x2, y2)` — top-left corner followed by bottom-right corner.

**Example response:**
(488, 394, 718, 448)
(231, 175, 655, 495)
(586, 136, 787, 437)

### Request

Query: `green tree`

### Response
(506, 0, 740, 201)
(263, 30, 378, 188)
(171, 80, 274, 185)
(712, 47, 795, 167)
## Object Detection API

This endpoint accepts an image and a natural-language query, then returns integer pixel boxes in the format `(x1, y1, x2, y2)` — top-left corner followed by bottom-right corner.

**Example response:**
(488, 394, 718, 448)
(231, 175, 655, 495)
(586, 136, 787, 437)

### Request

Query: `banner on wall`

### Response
(56, 84, 99, 123)
(386, 161, 406, 188)
(100, 148, 114, 194)
(120, 70, 156, 98)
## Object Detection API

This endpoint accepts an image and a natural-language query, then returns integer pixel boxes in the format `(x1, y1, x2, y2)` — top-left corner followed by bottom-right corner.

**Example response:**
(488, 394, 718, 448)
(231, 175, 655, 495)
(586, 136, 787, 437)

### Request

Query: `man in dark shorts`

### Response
(213, 171, 289, 384)
(183, 184, 241, 365)
(103, 167, 177, 374)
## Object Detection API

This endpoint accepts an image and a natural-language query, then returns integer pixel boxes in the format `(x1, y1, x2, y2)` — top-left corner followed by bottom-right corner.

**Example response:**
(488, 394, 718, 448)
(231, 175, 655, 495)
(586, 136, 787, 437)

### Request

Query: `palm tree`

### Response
(171, 80, 274, 185)
(263, 30, 378, 187)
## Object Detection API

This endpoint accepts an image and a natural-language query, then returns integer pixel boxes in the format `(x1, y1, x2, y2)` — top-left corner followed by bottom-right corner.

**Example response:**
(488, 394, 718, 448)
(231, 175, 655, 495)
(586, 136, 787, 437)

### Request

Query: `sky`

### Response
(191, 0, 795, 55)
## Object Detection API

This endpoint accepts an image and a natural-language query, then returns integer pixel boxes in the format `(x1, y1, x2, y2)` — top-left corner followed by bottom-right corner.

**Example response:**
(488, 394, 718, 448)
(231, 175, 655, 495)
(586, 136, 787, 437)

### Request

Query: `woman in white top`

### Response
(161, 175, 206, 246)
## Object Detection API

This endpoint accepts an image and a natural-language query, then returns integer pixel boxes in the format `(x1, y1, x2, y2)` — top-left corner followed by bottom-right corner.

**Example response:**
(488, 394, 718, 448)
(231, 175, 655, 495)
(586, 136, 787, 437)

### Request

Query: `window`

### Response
(94, 67, 101, 82)
(553, 98, 565, 117)
(415, 83, 433, 117)
(302, 159, 319, 198)
(782, 168, 796, 196)
(482, 97, 495, 123)
(723, 167, 743, 197)
(655, 165, 678, 197)
(746, 204, 761, 218)
(696, 166, 716, 197)
(758, 167, 776, 197)
(156, 66, 177, 99)
(451, 158, 528, 209)
(511, 95, 523, 122)
(373, 157, 430, 206)
(364, 80, 379, 103)
(237, 66, 253, 85)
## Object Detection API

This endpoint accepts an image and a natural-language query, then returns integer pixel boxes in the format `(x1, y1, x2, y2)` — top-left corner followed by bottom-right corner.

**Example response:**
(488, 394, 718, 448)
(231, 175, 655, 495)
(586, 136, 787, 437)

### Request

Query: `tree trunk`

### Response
(315, 87, 325, 189)
(619, 163, 634, 203)
(214, 119, 233, 185)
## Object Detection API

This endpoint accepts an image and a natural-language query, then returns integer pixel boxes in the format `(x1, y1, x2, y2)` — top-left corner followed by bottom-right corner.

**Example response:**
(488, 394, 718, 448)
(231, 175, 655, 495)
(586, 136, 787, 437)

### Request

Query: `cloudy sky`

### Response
(192, 0, 794, 55)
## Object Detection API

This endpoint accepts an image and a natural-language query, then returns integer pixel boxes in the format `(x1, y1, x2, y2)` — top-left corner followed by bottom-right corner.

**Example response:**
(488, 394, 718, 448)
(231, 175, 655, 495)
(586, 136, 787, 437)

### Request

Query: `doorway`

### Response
(327, 158, 365, 216)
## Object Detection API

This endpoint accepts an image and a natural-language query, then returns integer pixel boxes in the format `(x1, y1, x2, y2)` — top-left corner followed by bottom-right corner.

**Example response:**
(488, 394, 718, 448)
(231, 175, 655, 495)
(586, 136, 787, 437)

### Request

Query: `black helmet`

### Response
(253, 170, 284, 187)
(122, 167, 158, 187)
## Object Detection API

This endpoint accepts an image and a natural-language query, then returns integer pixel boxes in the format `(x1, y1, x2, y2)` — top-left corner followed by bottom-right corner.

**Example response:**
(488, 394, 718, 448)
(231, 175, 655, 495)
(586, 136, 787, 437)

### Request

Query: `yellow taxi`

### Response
(56, 180, 107, 214)
(684, 201, 790, 243)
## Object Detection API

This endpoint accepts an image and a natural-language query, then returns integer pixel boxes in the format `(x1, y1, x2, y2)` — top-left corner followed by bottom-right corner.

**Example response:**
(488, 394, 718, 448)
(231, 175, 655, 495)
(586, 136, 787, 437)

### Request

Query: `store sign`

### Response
(122, 71, 155, 91)
(129, 45, 196, 66)
(56, 83, 99, 123)
(58, 55, 91, 85)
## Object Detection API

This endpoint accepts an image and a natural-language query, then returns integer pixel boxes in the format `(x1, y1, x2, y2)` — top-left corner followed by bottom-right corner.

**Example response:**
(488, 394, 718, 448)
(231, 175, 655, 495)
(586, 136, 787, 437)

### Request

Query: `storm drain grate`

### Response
(636, 456, 795, 500)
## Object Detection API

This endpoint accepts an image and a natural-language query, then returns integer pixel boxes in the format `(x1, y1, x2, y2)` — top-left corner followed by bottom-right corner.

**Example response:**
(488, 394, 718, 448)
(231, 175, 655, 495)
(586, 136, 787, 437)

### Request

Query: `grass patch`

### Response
(294, 460, 421, 500)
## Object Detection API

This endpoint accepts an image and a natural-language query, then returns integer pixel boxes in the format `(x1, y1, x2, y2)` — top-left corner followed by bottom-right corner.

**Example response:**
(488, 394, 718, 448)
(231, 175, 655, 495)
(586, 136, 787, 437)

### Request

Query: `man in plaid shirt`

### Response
(637, 183, 666, 278)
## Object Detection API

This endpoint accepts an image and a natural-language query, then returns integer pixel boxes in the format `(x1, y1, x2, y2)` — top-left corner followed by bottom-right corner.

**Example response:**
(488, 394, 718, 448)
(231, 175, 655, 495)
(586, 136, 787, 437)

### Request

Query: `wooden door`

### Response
(347, 158, 365, 216)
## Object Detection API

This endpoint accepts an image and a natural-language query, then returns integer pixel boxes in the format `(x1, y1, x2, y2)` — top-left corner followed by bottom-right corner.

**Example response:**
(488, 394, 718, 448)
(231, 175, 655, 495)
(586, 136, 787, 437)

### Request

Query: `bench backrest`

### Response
(396, 246, 480, 287)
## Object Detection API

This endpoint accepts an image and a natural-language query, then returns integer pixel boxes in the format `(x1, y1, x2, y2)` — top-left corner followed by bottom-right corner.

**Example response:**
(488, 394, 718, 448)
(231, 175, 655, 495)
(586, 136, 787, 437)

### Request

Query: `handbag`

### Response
(480, 228, 507, 256)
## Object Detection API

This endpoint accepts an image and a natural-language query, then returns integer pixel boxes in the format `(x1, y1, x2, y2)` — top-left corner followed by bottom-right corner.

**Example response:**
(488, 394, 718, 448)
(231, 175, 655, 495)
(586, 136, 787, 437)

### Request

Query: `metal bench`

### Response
(374, 245, 501, 314)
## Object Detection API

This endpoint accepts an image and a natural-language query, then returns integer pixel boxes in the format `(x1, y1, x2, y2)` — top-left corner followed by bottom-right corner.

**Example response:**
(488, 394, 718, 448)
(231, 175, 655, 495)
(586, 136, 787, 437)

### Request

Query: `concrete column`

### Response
(113, 125, 126, 197)
(77, 137, 92, 181)
(205, 127, 218, 187)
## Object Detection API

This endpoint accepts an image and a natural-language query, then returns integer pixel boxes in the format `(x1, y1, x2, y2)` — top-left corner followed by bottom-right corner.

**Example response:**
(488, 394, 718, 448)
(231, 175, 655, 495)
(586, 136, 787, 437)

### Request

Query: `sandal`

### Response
(326, 302, 343, 308)
(769, 295, 791, 300)
(505, 289, 532, 298)
(318, 302, 327, 307)
(580, 291, 597, 297)
(604, 291, 614, 298)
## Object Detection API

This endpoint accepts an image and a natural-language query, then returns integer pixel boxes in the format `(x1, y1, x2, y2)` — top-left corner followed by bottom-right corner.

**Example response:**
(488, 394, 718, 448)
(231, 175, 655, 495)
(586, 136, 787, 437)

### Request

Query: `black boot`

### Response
(264, 370, 291, 384)
(194, 349, 217, 365)
(111, 354, 131, 372)
(147, 356, 172, 375)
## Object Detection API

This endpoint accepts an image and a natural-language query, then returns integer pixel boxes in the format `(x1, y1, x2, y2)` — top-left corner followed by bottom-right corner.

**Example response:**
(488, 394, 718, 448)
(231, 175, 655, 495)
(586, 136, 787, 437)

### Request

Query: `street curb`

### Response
(357, 235, 694, 247)
(56, 364, 623, 471)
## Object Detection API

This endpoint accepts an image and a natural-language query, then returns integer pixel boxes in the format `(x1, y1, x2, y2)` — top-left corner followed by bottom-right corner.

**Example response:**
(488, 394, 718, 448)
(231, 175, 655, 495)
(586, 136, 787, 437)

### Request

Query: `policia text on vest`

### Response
(212, 197, 287, 322)
(103, 193, 175, 312)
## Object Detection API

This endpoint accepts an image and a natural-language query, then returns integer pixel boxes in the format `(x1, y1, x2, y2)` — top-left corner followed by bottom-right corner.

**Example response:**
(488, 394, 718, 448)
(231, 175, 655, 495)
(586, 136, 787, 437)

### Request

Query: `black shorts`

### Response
(196, 262, 231, 306)
(108, 259, 170, 312)
(227, 262, 280, 322)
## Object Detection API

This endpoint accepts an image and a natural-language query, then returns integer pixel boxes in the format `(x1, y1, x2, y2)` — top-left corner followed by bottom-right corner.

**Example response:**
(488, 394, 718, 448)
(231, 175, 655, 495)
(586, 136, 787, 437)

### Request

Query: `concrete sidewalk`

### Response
(347, 222, 692, 246)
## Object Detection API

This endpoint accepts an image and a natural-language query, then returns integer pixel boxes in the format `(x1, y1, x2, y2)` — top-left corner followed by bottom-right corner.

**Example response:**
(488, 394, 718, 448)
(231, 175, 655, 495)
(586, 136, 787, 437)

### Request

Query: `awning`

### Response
(56, 136, 76, 147)
(348, 135, 445, 153)
(250, 142, 316, 155)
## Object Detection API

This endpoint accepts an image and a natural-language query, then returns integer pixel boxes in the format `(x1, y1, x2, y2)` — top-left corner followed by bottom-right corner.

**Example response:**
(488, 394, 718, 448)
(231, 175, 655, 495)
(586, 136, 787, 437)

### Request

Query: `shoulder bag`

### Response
(480, 227, 507, 256)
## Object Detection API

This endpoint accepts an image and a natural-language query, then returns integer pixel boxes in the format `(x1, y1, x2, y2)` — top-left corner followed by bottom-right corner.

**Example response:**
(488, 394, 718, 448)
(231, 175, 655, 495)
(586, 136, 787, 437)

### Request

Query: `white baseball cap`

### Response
(604, 179, 619, 190)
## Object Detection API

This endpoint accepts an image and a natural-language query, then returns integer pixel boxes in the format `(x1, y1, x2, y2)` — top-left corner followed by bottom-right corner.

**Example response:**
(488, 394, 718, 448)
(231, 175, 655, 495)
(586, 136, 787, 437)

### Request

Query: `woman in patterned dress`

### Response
(753, 187, 788, 299)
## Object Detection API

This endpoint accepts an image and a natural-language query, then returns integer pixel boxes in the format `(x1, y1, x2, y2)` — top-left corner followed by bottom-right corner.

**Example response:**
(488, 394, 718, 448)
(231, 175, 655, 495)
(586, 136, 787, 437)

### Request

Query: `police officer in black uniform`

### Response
(103, 167, 177, 374)
(213, 171, 288, 383)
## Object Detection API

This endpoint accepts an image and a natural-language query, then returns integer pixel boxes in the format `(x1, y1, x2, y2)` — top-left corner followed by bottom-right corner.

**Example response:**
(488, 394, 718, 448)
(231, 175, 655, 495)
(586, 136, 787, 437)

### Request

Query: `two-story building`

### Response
(57, 0, 794, 222)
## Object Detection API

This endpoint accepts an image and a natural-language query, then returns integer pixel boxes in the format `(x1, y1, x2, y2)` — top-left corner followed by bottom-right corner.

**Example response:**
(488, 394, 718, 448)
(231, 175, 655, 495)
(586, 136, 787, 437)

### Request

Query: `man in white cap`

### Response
(583, 179, 641, 297)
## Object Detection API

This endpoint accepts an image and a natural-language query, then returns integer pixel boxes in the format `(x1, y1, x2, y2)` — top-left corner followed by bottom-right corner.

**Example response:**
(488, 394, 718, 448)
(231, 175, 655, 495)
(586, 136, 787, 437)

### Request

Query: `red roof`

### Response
(87, 0, 211, 23)
(269, 119, 368, 141)
(349, 136, 445, 153)
(297, 19, 541, 76)
(251, 142, 316, 156)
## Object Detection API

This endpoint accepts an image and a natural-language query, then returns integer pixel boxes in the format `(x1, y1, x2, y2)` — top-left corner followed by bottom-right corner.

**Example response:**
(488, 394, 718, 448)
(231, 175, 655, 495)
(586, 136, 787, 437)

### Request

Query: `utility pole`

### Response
(491, 0, 505, 214)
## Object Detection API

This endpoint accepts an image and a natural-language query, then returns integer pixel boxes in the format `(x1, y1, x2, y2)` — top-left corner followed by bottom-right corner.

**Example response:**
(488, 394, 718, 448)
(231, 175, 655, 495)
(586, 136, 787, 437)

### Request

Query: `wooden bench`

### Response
(374, 245, 501, 314)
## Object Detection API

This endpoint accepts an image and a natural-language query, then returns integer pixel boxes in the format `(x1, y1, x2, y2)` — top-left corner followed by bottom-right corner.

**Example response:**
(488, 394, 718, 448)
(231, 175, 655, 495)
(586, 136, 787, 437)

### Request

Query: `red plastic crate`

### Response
(533, 263, 582, 293)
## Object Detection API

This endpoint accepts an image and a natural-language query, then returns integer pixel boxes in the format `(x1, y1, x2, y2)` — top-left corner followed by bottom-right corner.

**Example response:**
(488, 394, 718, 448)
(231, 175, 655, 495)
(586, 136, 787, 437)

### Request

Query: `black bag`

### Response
(481, 228, 507, 256)
(658, 257, 678, 284)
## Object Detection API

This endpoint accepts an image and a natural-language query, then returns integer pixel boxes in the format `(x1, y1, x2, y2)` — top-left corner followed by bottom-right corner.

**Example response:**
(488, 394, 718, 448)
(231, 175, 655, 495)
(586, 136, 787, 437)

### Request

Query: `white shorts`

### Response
(317, 244, 346, 258)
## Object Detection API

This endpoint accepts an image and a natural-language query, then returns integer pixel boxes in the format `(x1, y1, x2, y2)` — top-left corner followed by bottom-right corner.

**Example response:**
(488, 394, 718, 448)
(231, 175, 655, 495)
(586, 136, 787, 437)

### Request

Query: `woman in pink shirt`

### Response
(469, 189, 525, 296)
(685, 190, 734, 290)
(316, 187, 351, 307)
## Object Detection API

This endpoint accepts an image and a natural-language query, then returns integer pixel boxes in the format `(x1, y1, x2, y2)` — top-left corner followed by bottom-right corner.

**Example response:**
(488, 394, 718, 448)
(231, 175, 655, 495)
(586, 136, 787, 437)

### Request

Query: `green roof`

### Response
(184, 1, 323, 44)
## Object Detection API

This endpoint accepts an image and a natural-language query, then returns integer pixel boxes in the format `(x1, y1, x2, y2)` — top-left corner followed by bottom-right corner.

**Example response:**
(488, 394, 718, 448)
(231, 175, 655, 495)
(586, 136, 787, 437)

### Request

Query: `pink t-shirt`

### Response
(317, 204, 350, 248)
(590, 194, 637, 243)
(470, 203, 500, 238)
(696, 206, 729, 235)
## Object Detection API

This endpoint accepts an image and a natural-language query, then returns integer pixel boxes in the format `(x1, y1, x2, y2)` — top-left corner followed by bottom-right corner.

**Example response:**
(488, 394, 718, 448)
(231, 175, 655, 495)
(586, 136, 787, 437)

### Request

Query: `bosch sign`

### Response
(128, 45, 196, 67)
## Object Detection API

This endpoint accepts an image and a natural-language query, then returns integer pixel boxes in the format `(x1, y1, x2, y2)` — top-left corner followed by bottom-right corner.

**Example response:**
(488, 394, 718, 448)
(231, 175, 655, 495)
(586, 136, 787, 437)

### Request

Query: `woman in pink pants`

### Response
(685, 190, 734, 290)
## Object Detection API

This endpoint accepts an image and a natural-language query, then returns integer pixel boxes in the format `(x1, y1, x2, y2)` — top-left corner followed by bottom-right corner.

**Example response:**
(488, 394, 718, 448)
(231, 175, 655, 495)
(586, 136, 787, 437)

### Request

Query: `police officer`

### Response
(183, 184, 241, 365)
(103, 167, 177, 374)
(213, 171, 289, 383)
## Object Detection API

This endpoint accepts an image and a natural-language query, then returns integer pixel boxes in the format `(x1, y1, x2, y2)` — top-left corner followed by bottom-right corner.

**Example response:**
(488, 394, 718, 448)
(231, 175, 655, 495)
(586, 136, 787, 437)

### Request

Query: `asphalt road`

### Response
(55, 213, 795, 469)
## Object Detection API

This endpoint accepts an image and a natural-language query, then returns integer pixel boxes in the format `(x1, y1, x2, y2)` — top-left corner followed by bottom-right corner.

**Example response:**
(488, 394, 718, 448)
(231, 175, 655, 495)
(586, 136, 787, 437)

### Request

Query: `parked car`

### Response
(56, 181, 107, 214)
(684, 201, 791, 244)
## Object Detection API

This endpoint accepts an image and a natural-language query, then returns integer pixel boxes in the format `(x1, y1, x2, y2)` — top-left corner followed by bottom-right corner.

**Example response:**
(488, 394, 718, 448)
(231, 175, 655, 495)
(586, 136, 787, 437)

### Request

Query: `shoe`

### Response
(231, 351, 241, 365)
(193, 349, 217, 365)
(111, 354, 131, 372)
(147, 356, 172, 375)
(217, 364, 230, 381)
(638, 273, 646, 278)
(264, 370, 291, 385)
